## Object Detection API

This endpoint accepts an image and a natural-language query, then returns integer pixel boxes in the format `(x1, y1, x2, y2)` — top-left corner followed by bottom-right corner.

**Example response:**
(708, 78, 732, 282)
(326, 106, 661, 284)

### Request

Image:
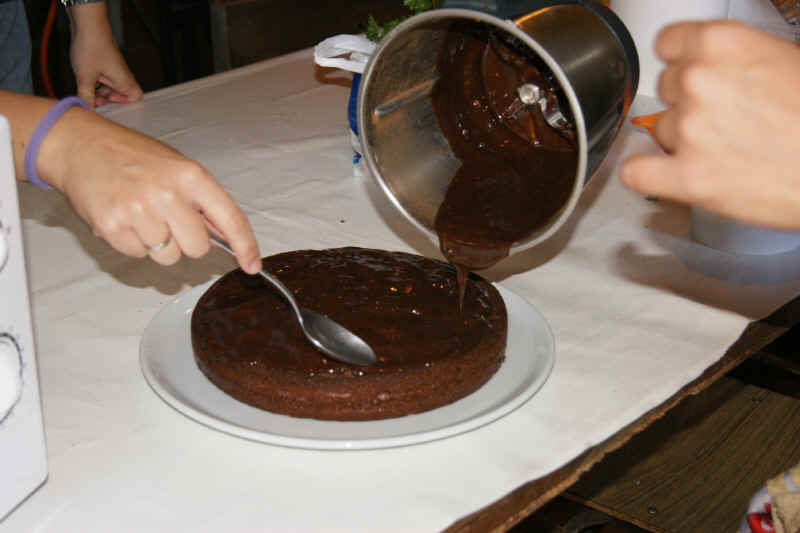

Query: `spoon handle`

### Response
(208, 235, 303, 320)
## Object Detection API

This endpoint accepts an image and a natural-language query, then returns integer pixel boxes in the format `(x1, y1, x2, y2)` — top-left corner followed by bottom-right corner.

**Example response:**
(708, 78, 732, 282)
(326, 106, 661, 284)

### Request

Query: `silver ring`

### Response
(147, 235, 172, 254)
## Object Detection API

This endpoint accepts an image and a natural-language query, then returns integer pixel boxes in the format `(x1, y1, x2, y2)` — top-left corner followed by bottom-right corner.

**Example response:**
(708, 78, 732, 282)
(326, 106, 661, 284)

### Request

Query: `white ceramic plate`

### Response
(140, 280, 555, 450)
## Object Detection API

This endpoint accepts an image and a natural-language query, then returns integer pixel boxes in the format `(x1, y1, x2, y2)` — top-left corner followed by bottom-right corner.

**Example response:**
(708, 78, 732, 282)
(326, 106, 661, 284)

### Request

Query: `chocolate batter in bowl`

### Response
(430, 21, 580, 302)
(357, 3, 638, 283)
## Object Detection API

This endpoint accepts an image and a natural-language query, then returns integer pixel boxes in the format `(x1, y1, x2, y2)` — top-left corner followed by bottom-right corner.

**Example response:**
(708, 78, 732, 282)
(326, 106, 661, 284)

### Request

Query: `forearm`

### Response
(1, 91, 56, 183)
(65, 0, 142, 107)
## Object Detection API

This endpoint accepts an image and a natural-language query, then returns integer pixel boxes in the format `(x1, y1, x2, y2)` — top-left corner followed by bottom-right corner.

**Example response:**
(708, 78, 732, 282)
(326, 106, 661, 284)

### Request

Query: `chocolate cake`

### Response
(190, 247, 507, 421)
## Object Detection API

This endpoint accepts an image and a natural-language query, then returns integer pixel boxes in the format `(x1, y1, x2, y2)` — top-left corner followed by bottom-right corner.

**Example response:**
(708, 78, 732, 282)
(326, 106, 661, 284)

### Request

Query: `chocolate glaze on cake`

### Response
(430, 23, 579, 299)
(191, 248, 507, 421)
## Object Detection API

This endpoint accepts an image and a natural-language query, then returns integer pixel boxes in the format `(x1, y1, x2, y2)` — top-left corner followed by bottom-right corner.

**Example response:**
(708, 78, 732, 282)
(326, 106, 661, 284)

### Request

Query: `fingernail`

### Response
(248, 258, 262, 273)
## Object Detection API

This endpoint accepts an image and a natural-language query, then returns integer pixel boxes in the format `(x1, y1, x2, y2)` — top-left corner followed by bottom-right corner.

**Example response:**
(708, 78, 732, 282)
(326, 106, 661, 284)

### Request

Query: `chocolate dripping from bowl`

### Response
(429, 21, 581, 307)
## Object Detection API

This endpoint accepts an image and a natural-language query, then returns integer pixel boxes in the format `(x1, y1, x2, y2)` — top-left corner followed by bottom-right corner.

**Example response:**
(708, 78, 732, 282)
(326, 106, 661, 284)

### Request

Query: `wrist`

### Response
(25, 97, 90, 191)
(60, 0, 104, 7)
(65, 0, 109, 33)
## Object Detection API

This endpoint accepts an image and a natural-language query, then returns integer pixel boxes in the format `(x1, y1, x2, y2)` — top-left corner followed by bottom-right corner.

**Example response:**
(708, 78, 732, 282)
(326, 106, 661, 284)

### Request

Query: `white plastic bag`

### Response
(314, 34, 377, 172)
(313, 34, 376, 74)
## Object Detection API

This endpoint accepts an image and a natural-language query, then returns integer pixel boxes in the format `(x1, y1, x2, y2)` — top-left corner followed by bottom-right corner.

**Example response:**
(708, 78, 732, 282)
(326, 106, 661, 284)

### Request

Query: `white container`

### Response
(0, 115, 48, 520)
(609, 0, 731, 97)
(691, 207, 800, 255)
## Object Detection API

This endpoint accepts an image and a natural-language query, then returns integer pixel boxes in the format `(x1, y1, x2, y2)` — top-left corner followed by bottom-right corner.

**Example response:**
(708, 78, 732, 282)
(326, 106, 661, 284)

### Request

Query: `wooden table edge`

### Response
(444, 297, 800, 533)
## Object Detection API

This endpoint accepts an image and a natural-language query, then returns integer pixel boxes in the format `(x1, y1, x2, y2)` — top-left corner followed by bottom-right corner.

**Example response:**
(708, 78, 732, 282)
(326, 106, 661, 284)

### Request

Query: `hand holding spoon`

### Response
(209, 236, 377, 366)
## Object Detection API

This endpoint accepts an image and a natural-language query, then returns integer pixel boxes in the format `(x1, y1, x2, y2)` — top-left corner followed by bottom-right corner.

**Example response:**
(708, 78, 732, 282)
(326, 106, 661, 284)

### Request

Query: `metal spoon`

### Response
(209, 236, 377, 366)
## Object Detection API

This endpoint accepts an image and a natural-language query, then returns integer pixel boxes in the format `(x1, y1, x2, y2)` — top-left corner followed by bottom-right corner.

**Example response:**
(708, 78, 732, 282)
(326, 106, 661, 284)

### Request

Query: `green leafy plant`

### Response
(365, 0, 444, 42)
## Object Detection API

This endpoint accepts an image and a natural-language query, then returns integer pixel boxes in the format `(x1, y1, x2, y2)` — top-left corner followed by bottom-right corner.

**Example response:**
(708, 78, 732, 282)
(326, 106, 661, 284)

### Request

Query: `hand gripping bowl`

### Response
(357, 0, 639, 254)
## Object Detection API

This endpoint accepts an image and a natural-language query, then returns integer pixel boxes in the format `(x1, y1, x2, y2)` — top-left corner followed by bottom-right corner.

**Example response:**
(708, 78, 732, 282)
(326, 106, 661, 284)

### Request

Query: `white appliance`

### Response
(0, 115, 48, 520)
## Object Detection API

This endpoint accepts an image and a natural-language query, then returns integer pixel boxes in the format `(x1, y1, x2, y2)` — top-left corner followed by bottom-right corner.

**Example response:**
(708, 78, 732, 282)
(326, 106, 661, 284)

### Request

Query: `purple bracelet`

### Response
(23, 96, 89, 190)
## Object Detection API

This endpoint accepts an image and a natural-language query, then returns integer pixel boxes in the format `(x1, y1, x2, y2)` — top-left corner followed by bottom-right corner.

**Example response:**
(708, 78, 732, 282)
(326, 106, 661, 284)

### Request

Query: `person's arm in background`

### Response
(620, 21, 800, 230)
(1, 90, 261, 273)
(65, 0, 143, 108)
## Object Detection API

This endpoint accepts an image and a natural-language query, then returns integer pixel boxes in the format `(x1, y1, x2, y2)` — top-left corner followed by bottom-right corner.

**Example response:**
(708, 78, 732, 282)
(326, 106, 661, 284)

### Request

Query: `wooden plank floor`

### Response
(561, 328, 800, 533)
(509, 497, 649, 532)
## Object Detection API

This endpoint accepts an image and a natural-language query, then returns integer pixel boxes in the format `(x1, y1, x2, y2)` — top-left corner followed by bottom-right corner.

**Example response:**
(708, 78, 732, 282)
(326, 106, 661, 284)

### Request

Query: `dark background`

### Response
(23, 0, 411, 97)
(26, 0, 795, 99)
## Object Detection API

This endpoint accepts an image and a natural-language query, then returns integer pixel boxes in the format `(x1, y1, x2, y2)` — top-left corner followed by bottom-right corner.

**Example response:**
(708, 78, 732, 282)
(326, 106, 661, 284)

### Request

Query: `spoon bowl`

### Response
(209, 236, 377, 366)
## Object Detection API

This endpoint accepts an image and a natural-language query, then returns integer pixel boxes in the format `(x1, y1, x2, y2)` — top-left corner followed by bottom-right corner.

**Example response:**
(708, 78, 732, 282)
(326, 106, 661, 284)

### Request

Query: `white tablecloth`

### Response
(5, 49, 800, 532)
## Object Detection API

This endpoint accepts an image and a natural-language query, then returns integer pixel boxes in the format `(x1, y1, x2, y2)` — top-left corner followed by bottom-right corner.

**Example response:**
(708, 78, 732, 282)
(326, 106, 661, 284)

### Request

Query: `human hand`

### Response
(68, 2, 143, 108)
(37, 108, 262, 274)
(620, 21, 800, 230)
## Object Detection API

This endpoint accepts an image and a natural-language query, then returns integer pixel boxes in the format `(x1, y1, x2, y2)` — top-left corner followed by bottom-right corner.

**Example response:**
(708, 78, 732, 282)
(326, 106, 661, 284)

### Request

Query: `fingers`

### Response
(620, 146, 718, 208)
(135, 221, 181, 266)
(76, 78, 117, 109)
(198, 200, 261, 275)
(655, 24, 725, 106)
(655, 60, 683, 107)
(619, 153, 687, 203)
(655, 20, 751, 64)
(121, 164, 260, 273)
(654, 20, 769, 108)
(76, 78, 98, 110)
(100, 227, 149, 258)
(177, 171, 261, 274)
(54, 112, 257, 272)
(77, 66, 143, 110)
(161, 197, 210, 260)
(95, 202, 179, 265)
(96, 65, 143, 105)
(91, 77, 143, 108)
(654, 21, 707, 63)
(92, 216, 180, 265)
(645, 107, 680, 153)
(130, 185, 216, 266)
(629, 107, 689, 156)
(145, 235, 180, 265)
(95, 83, 112, 99)
(99, 82, 143, 106)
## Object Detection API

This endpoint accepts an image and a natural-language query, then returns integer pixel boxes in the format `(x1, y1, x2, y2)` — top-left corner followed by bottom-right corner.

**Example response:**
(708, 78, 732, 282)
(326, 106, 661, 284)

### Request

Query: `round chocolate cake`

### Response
(190, 247, 507, 421)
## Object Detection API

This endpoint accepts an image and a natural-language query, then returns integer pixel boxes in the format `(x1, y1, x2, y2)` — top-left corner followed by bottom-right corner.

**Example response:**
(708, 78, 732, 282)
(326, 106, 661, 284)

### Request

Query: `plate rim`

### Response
(140, 280, 555, 450)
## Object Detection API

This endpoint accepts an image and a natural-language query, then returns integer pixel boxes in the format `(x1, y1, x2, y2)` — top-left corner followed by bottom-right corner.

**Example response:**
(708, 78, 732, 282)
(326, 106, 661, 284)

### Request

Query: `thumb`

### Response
(619, 153, 687, 204)
(75, 77, 97, 110)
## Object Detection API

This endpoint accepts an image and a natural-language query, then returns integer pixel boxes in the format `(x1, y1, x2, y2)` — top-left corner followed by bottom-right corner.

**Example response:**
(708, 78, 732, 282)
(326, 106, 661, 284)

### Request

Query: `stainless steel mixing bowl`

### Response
(357, 1, 638, 253)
